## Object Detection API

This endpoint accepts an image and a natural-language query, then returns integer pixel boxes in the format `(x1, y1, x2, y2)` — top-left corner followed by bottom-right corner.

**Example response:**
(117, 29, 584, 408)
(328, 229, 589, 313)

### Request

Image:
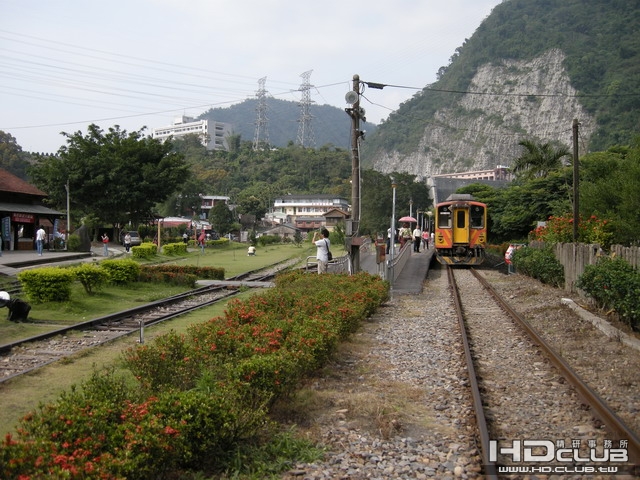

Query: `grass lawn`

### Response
(0, 242, 317, 344)
(0, 242, 320, 435)
(0, 290, 257, 436)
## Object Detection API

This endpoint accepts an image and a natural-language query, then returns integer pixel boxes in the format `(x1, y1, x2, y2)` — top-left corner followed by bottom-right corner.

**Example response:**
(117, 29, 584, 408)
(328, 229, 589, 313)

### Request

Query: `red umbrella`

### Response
(398, 216, 417, 223)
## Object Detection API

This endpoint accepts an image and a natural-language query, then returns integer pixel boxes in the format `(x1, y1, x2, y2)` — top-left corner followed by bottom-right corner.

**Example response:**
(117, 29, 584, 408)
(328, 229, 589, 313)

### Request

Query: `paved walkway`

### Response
(359, 245, 435, 295)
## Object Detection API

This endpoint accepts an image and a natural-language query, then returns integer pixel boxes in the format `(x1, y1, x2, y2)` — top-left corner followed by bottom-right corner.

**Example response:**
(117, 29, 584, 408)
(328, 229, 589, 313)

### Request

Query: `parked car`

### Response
(121, 231, 142, 246)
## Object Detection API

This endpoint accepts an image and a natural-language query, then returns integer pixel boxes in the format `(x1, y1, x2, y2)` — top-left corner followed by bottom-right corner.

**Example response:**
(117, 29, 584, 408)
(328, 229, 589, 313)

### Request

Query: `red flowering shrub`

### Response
(529, 214, 613, 248)
(2, 272, 389, 478)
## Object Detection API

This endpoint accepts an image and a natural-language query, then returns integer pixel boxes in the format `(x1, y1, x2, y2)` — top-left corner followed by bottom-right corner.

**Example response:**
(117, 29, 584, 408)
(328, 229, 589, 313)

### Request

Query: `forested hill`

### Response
(199, 98, 377, 149)
(361, 0, 640, 178)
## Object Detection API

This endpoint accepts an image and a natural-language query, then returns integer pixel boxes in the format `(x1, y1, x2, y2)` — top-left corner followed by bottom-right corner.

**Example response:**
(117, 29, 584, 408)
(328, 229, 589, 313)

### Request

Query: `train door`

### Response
(453, 207, 469, 244)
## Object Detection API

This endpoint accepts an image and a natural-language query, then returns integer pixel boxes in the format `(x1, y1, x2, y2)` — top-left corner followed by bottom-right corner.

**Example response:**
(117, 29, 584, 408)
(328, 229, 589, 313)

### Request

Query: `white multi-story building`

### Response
(152, 116, 231, 151)
(270, 194, 350, 227)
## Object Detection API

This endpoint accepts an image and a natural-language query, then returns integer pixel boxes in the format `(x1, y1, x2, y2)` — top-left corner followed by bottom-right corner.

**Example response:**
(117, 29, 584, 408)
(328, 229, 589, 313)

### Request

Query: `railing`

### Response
(386, 242, 411, 283)
(305, 254, 349, 274)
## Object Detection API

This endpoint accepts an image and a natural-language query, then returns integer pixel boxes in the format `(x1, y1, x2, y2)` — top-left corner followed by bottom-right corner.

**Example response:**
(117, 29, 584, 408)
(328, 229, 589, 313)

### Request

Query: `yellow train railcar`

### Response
(435, 194, 487, 265)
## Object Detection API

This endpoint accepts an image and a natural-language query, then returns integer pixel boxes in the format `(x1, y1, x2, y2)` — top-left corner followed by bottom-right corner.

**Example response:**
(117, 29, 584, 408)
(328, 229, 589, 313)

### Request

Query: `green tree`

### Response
(208, 201, 235, 235)
(0, 130, 31, 180)
(580, 140, 640, 245)
(510, 140, 570, 180)
(29, 124, 190, 228)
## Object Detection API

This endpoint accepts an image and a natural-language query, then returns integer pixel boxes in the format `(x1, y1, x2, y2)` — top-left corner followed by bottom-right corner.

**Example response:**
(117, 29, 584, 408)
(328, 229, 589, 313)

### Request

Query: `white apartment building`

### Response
(432, 165, 511, 181)
(270, 194, 350, 224)
(152, 116, 232, 151)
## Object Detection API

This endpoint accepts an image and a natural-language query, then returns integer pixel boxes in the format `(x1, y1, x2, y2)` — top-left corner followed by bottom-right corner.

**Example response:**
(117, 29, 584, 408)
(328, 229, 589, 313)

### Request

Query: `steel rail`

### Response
(470, 268, 640, 466)
(447, 266, 499, 479)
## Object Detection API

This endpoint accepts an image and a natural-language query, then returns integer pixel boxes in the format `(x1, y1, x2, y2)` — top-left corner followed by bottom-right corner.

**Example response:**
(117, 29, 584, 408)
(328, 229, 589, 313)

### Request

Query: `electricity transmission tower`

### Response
(296, 70, 315, 148)
(253, 77, 270, 151)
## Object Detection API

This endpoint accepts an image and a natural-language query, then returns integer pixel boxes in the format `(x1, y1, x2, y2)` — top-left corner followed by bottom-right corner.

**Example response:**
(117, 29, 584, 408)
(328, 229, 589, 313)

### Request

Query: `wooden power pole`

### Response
(572, 118, 580, 242)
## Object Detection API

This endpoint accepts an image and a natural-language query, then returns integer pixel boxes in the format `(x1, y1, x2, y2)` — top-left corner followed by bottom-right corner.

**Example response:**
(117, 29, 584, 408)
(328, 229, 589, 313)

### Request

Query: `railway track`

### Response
(0, 259, 297, 384)
(448, 266, 640, 478)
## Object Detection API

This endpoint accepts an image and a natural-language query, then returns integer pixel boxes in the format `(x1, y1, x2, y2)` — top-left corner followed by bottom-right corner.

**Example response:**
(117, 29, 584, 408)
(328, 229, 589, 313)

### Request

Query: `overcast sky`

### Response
(0, 0, 503, 154)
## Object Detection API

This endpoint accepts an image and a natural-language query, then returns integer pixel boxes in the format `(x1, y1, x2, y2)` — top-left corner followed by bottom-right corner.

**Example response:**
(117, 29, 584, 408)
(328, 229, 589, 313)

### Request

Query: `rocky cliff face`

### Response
(372, 50, 596, 178)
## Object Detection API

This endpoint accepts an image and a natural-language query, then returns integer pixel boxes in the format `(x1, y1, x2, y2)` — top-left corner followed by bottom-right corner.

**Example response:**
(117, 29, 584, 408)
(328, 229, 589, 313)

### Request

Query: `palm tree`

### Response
(510, 140, 570, 179)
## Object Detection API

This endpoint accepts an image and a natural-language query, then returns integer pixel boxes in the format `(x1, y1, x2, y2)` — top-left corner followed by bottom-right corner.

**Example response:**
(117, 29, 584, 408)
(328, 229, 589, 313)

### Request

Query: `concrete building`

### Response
(0, 168, 63, 251)
(200, 195, 230, 218)
(271, 194, 350, 228)
(152, 116, 232, 151)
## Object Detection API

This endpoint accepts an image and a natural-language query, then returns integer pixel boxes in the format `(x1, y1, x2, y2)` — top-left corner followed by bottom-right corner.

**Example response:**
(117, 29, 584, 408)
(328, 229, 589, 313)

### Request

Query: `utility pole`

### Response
(572, 118, 580, 242)
(346, 74, 364, 272)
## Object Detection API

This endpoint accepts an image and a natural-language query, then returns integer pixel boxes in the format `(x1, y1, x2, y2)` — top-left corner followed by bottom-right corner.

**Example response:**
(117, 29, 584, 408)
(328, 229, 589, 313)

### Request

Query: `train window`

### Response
(470, 205, 485, 228)
(457, 211, 466, 228)
(437, 206, 451, 228)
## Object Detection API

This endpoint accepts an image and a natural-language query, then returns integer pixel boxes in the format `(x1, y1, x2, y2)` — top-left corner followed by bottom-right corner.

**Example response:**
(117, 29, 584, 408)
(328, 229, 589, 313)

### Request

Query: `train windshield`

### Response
(470, 205, 485, 228)
(437, 205, 451, 228)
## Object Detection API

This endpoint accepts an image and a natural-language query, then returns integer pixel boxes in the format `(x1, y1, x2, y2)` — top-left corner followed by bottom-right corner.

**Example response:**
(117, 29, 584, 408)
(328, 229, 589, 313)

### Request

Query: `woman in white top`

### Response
(312, 228, 331, 274)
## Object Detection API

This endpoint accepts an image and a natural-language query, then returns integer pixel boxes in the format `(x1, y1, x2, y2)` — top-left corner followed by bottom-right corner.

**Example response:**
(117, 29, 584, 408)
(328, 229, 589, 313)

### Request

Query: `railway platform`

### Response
(0, 247, 113, 277)
(359, 245, 435, 295)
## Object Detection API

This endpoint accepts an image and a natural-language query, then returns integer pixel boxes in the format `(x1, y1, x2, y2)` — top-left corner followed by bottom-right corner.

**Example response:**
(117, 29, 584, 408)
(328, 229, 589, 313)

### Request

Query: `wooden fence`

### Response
(530, 242, 640, 292)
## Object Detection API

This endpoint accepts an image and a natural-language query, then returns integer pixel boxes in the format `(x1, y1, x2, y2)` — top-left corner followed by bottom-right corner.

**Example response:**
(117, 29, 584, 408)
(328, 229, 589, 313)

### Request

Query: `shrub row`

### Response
(511, 246, 565, 288)
(18, 260, 226, 301)
(161, 242, 188, 256)
(131, 242, 158, 260)
(17, 260, 141, 301)
(1, 272, 389, 478)
(576, 257, 640, 330)
(140, 264, 225, 281)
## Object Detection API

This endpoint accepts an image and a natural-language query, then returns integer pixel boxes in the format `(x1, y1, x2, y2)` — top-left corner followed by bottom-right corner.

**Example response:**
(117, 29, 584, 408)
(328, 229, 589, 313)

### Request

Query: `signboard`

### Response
(11, 213, 35, 223)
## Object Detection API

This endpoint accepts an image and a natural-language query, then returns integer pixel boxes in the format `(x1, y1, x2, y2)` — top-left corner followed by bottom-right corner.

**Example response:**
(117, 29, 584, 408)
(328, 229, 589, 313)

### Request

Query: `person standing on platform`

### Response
(101, 233, 109, 256)
(386, 227, 396, 254)
(399, 223, 412, 248)
(36, 225, 46, 256)
(422, 230, 429, 250)
(412, 225, 422, 253)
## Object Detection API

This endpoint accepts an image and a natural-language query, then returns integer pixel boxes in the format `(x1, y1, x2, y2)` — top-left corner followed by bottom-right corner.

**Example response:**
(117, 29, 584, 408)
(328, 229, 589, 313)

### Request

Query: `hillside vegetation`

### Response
(362, 0, 640, 163)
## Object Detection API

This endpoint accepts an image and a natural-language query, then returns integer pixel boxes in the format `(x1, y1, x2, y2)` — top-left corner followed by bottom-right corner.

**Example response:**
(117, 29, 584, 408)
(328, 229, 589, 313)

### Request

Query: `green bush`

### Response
(72, 263, 110, 294)
(511, 246, 565, 287)
(66, 233, 82, 252)
(162, 242, 188, 255)
(258, 235, 281, 247)
(17, 267, 75, 303)
(576, 257, 640, 330)
(131, 242, 157, 259)
(100, 259, 141, 285)
(140, 264, 225, 281)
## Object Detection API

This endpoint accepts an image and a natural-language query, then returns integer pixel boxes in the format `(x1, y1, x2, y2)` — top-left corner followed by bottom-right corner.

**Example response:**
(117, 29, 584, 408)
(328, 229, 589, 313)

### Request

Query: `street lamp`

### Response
(409, 199, 413, 218)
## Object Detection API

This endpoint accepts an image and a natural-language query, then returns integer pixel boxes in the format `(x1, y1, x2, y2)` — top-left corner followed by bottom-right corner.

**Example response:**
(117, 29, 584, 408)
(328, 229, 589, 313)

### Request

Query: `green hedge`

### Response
(131, 242, 158, 259)
(72, 263, 110, 294)
(161, 242, 188, 255)
(140, 264, 225, 281)
(576, 257, 640, 331)
(17, 267, 75, 303)
(511, 246, 565, 288)
(100, 259, 140, 285)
